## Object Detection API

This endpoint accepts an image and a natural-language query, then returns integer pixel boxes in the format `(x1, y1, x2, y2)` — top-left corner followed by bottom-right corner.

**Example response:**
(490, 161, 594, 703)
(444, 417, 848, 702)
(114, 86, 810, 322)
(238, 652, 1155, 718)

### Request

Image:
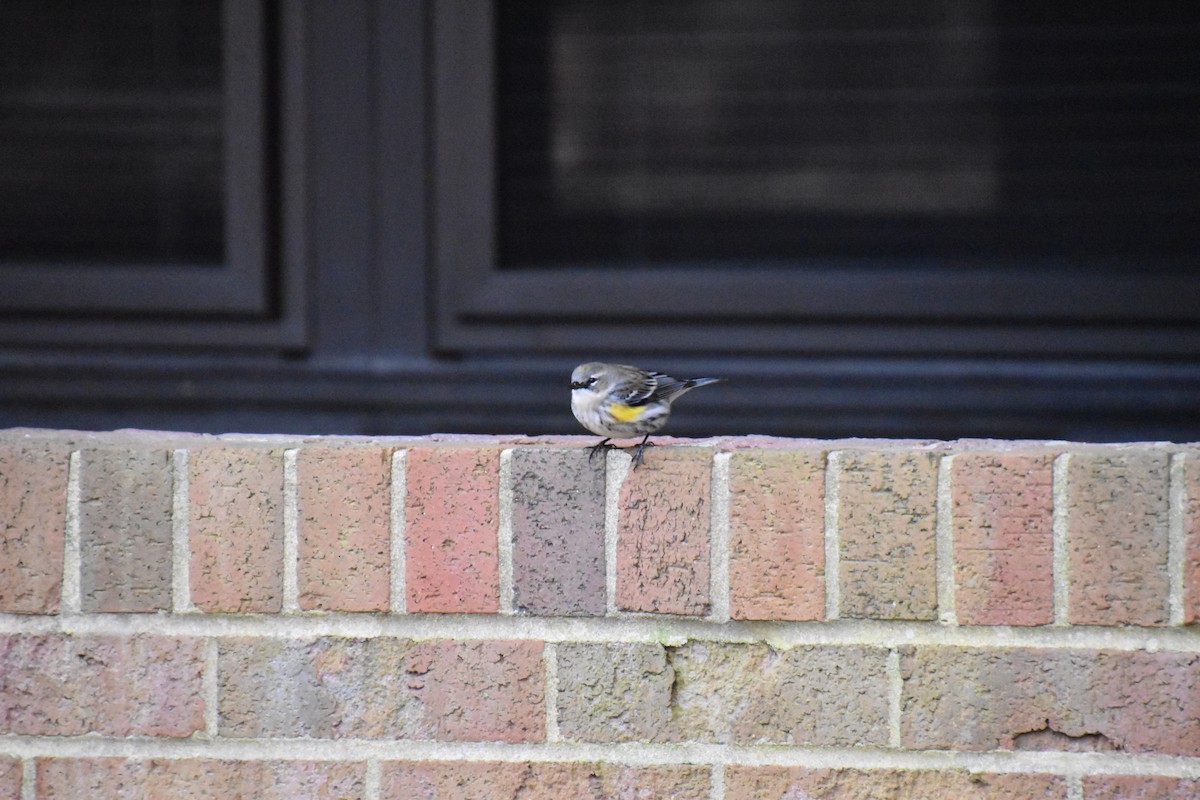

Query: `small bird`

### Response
(570, 362, 721, 467)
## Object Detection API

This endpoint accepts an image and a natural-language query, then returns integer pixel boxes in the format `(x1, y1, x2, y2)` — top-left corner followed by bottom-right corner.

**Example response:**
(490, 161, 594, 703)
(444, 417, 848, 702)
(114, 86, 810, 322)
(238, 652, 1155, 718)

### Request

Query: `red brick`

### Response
(0, 756, 19, 799)
(1184, 452, 1200, 624)
(509, 448, 606, 616)
(555, 642, 889, 745)
(219, 637, 543, 741)
(0, 444, 68, 613)
(838, 450, 938, 619)
(728, 449, 825, 621)
(79, 447, 174, 612)
(381, 761, 710, 800)
(901, 646, 1200, 755)
(726, 767, 1066, 799)
(615, 448, 712, 615)
(1084, 775, 1200, 799)
(951, 452, 1055, 625)
(0, 634, 205, 737)
(189, 447, 284, 612)
(1068, 451, 1169, 625)
(405, 447, 500, 613)
(37, 758, 365, 800)
(297, 446, 391, 611)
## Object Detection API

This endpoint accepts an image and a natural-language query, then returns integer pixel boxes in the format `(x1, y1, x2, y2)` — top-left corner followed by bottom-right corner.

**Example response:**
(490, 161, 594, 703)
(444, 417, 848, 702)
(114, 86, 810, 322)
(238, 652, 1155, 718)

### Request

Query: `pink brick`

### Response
(1084, 775, 1200, 799)
(1184, 452, 1200, 624)
(1068, 451, 1169, 625)
(0, 634, 205, 737)
(951, 452, 1054, 625)
(615, 448, 711, 615)
(901, 646, 1200, 756)
(219, 637, 543, 742)
(38, 758, 366, 800)
(555, 642, 889, 746)
(838, 450, 938, 619)
(381, 761, 710, 799)
(405, 447, 500, 613)
(729, 449, 825, 621)
(726, 767, 1066, 799)
(0, 444, 68, 613)
(0, 756, 19, 799)
(189, 447, 284, 612)
(297, 446, 391, 611)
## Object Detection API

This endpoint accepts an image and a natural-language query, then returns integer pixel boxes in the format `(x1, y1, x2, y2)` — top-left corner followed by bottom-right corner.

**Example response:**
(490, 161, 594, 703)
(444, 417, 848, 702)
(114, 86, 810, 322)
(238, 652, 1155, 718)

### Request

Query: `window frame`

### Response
(431, 0, 1200, 357)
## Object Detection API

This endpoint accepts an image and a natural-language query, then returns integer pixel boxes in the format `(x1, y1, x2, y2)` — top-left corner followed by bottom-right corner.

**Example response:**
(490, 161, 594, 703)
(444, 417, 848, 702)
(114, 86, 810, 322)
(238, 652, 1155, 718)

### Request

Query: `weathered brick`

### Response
(0, 444, 68, 613)
(219, 637, 543, 741)
(837, 450, 938, 619)
(297, 446, 391, 611)
(79, 447, 174, 612)
(1067, 451, 1169, 625)
(0, 634, 205, 737)
(901, 646, 1200, 756)
(555, 641, 889, 745)
(1083, 775, 1200, 799)
(189, 447, 284, 612)
(615, 448, 711, 615)
(405, 447, 500, 613)
(726, 767, 1066, 799)
(509, 448, 606, 616)
(555, 642, 673, 742)
(0, 756, 19, 800)
(728, 449, 825, 621)
(951, 452, 1054, 625)
(38, 758, 366, 800)
(1184, 452, 1200, 624)
(381, 761, 710, 800)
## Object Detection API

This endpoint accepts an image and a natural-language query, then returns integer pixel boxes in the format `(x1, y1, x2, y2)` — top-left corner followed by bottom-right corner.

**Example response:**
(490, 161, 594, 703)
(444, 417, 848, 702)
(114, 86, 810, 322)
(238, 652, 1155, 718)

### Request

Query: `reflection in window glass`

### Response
(497, 1, 1200, 272)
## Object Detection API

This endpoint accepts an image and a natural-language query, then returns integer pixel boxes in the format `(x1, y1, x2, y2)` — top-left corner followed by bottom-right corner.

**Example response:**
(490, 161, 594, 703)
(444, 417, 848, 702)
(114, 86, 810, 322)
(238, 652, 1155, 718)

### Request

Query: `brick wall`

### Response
(1, 429, 1199, 799)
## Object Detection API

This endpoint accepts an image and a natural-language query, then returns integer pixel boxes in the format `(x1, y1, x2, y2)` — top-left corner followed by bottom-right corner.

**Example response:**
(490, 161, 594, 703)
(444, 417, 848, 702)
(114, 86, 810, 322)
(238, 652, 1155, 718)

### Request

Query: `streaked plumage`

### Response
(570, 362, 720, 467)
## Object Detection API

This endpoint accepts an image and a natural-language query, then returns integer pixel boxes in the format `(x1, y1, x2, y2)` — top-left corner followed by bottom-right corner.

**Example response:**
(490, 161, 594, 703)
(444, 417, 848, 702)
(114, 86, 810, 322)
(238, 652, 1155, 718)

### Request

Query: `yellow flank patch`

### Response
(607, 403, 646, 423)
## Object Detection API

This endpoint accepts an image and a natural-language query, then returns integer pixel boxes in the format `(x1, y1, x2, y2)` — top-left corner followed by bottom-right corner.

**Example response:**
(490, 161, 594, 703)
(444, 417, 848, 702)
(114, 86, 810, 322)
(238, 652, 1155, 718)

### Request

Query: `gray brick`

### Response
(510, 448, 606, 616)
(79, 448, 173, 612)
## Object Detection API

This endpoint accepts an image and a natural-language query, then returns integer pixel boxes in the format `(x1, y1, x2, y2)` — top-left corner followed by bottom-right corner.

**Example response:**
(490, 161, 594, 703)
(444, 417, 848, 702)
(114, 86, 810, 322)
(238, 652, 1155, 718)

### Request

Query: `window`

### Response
(433, 0, 1200, 357)
(0, 0, 303, 347)
(0, 1, 1195, 441)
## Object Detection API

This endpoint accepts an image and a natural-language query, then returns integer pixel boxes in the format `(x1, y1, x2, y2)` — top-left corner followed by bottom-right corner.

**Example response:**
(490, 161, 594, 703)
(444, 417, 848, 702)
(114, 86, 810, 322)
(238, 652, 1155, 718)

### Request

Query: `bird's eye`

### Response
(587, 376, 598, 387)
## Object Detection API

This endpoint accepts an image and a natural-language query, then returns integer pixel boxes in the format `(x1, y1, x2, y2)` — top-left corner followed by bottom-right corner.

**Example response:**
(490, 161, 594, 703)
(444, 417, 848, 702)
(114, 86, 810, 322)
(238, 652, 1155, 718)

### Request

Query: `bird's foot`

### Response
(587, 438, 614, 462)
(629, 436, 654, 469)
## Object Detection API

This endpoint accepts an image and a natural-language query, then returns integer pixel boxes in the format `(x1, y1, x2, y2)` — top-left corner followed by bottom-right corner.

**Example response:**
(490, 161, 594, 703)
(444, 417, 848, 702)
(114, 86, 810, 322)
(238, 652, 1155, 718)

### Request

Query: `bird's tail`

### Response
(664, 376, 721, 401)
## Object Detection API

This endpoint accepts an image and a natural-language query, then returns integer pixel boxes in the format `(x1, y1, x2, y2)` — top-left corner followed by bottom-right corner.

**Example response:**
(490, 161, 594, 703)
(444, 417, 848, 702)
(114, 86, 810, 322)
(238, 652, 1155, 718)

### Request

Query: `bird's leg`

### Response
(587, 438, 613, 461)
(630, 434, 653, 468)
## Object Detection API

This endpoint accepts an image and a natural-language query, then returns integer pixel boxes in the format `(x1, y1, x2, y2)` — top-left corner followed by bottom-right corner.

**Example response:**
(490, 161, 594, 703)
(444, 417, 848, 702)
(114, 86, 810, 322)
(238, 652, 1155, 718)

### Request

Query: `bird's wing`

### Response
(614, 371, 659, 405)
(620, 371, 686, 405)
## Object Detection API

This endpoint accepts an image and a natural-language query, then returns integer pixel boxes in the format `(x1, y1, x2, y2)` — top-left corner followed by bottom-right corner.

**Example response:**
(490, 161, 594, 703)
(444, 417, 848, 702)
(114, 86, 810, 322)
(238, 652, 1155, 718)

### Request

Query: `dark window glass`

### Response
(0, 0, 224, 265)
(496, 0, 1200, 272)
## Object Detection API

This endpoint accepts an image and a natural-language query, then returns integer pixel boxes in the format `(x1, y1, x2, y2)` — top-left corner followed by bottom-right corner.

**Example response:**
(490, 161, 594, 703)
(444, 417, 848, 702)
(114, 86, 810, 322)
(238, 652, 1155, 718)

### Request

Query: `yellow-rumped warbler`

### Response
(570, 362, 721, 467)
